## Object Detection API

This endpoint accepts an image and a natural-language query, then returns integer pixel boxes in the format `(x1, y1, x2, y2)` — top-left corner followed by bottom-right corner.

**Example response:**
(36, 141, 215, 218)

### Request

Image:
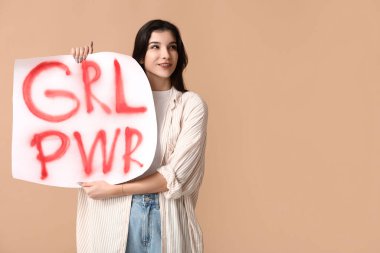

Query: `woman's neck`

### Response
(148, 75, 171, 91)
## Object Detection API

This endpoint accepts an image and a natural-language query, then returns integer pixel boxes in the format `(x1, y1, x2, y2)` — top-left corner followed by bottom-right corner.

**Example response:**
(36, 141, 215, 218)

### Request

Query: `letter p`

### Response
(31, 131, 69, 180)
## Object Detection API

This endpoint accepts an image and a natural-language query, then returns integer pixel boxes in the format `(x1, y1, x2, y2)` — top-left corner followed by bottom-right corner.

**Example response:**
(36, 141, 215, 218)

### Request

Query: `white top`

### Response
(153, 89, 171, 133)
(76, 87, 208, 253)
(141, 89, 171, 177)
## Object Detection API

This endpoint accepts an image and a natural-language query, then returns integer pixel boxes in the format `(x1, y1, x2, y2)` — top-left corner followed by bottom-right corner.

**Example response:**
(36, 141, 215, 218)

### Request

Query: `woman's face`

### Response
(142, 30, 178, 89)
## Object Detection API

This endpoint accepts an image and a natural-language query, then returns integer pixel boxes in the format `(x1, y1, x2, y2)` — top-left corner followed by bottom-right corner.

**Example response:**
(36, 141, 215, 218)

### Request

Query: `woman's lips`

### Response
(158, 63, 172, 68)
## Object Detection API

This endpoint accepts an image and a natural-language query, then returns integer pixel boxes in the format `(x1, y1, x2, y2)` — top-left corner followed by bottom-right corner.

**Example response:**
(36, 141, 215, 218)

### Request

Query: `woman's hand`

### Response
(79, 180, 121, 200)
(71, 41, 93, 63)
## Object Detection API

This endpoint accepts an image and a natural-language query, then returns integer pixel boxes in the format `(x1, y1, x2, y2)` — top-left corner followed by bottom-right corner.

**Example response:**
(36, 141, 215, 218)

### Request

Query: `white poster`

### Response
(12, 52, 157, 188)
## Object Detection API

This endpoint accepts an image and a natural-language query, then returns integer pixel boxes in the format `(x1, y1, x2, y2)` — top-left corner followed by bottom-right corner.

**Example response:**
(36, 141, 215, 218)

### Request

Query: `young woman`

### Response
(71, 19, 208, 253)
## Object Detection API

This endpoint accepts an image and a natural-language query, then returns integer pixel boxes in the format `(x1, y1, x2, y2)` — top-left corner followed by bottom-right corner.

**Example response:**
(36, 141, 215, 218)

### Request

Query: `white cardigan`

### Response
(76, 87, 208, 253)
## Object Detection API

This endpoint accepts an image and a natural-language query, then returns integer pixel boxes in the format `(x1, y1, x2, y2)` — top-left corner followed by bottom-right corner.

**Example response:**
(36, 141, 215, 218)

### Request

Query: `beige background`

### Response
(1, 0, 380, 252)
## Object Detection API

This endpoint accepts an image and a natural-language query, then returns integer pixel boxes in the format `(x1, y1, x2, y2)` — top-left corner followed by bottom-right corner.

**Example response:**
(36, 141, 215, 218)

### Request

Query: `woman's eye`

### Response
(150, 45, 159, 49)
(170, 45, 177, 50)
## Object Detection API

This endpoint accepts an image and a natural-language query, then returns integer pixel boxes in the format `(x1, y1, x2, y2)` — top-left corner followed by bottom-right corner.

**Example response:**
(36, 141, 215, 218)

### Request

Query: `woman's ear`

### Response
(139, 59, 144, 64)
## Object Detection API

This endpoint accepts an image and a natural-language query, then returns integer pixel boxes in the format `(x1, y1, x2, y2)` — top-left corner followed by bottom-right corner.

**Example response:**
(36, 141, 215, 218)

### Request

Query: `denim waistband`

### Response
(132, 193, 160, 208)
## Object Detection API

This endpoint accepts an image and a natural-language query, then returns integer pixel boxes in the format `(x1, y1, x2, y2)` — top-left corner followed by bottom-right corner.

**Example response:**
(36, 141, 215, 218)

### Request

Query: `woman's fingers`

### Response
(80, 181, 110, 200)
(83, 42, 94, 60)
(71, 41, 94, 63)
(79, 47, 85, 62)
(70, 47, 77, 62)
(70, 47, 75, 59)
(75, 47, 81, 63)
(85, 41, 93, 59)
(79, 182, 93, 187)
(83, 46, 89, 61)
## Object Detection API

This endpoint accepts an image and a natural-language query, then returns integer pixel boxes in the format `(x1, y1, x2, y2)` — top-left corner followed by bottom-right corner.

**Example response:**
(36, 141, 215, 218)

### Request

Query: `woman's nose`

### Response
(161, 48, 170, 59)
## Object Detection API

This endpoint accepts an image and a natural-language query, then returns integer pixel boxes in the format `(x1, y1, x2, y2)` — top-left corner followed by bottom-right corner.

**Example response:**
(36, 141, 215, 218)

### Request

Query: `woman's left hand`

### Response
(79, 181, 120, 200)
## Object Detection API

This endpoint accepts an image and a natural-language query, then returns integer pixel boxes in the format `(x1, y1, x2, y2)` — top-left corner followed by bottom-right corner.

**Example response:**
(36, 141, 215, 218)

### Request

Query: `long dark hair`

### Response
(132, 19, 188, 92)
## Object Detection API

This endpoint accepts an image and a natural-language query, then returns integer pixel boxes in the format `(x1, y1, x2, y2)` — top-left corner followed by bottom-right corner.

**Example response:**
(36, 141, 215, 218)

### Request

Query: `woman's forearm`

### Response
(114, 172, 168, 197)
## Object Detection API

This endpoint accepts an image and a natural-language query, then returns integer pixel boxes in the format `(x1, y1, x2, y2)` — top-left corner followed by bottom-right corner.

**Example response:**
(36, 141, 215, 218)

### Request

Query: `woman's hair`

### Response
(132, 19, 188, 92)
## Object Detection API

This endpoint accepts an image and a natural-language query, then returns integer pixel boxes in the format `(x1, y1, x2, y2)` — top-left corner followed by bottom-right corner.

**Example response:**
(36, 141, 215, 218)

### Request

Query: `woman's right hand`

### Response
(71, 41, 93, 63)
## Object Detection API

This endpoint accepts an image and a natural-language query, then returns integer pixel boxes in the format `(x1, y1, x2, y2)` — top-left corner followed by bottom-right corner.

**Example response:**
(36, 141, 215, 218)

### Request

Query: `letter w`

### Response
(74, 129, 120, 175)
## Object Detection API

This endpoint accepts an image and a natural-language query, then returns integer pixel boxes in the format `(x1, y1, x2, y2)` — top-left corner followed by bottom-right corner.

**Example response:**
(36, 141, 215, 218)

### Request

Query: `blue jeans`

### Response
(126, 194, 161, 253)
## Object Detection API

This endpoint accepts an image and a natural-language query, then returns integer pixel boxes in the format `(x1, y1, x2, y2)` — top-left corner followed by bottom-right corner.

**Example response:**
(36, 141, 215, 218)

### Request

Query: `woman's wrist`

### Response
(108, 184, 125, 197)
(118, 183, 129, 196)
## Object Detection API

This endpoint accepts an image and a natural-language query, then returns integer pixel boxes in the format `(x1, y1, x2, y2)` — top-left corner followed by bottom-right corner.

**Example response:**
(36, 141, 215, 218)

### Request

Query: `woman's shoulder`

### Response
(178, 90, 208, 111)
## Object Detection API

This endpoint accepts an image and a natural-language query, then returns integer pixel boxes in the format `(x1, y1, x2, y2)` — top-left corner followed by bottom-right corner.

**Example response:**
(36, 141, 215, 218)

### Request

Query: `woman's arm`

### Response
(80, 172, 168, 200)
(72, 41, 170, 200)
(80, 95, 207, 200)
(156, 95, 208, 199)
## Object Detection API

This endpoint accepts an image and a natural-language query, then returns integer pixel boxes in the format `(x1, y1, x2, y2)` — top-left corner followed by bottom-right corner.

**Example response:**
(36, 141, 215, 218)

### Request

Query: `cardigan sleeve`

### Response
(157, 94, 208, 199)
